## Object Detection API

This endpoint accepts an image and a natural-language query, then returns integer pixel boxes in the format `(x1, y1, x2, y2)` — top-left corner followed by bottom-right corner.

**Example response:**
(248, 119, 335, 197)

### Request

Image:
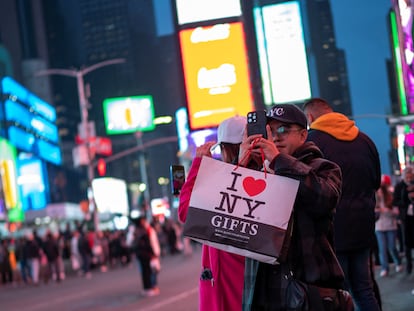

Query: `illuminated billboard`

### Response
(179, 22, 254, 130)
(254, 1, 311, 105)
(1, 76, 56, 122)
(175, 107, 190, 153)
(0, 138, 23, 222)
(7, 126, 61, 165)
(175, 0, 241, 25)
(17, 157, 49, 211)
(392, 0, 414, 114)
(4, 99, 59, 143)
(390, 10, 408, 115)
(103, 96, 155, 134)
(92, 177, 129, 215)
(0, 77, 61, 165)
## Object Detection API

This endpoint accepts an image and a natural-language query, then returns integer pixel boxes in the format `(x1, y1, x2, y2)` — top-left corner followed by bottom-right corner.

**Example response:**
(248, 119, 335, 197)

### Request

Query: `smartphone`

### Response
(247, 110, 268, 139)
(170, 164, 185, 196)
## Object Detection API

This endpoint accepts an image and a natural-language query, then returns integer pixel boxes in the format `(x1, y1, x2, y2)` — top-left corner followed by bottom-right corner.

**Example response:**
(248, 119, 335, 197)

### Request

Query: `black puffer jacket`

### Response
(133, 228, 154, 260)
(307, 112, 381, 252)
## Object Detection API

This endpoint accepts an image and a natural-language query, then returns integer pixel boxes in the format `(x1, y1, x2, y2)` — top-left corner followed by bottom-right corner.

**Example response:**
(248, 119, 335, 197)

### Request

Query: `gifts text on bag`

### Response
(212, 171, 266, 235)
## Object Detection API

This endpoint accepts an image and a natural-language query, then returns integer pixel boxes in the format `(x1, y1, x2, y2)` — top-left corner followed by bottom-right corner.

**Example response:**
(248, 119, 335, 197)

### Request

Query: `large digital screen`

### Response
(175, 107, 190, 153)
(393, 0, 414, 113)
(1, 76, 61, 165)
(7, 126, 61, 165)
(254, 1, 311, 105)
(175, 0, 241, 25)
(179, 22, 254, 130)
(0, 138, 22, 222)
(17, 157, 48, 211)
(103, 96, 155, 134)
(4, 99, 59, 143)
(1, 76, 56, 122)
(92, 177, 129, 215)
(390, 10, 408, 115)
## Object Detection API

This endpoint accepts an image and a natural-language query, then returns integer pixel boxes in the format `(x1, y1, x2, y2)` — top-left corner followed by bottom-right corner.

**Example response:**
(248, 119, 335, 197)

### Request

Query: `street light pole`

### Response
(36, 58, 126, 230)
(135, 131, 150, 218)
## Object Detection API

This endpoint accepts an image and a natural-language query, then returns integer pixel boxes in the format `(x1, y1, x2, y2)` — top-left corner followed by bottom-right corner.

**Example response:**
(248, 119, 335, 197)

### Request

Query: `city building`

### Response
(40, 0, 183, 212)
(305, 0, 352, 116)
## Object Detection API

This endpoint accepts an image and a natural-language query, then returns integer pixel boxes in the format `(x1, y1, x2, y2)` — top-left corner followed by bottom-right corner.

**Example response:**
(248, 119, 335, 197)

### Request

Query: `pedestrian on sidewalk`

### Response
(304, 98, 381, 311)
(43, 231, 62, 282)
(393, 166, 414, 275)
(0, 238, 13, 285)
(375, 181, 402, 277)
(133, 216, 161, 297)
(78, 230, 92, 279)
(24, 232, 41, 285)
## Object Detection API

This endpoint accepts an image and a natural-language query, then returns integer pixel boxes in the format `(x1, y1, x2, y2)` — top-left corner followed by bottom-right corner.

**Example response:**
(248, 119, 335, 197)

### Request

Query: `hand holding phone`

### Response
(247, 111, 267, 139)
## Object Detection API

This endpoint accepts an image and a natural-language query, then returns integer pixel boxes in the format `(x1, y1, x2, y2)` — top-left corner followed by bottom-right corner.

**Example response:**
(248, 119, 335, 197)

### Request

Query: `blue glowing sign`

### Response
(7, 126, 61, 165)
(4, 100, 59, 143)
(17, 157, 48, 211)
(36, 140, 62, 165)
(1, 76, 56, 122)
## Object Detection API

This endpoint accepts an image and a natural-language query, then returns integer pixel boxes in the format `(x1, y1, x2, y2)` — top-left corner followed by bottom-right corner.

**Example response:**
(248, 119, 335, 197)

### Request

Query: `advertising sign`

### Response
(92, 177, 129, 216)
(175, 0, 241, 25)
(175, 107, 190, 153)
(151, 197, 170, 216)
(392, 0, 414, 114)
(4, 99, 59, 143)
(179, 22, 254, 130)
(0, 76, 61, 165)
(17, 157, 49, 212)
(103, 96, 155, 134)
(1, 76, 56, 122)
(254, 1, 311, 105)
(0, 138, 23, 222)
(7, 126, 61, 165)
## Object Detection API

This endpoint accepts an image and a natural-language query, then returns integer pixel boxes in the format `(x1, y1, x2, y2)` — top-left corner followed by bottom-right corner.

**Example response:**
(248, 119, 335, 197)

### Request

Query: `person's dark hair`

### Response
(379, 184, 393, 209)
(221, 143, 240, 164)
(302, 97, 332, 111)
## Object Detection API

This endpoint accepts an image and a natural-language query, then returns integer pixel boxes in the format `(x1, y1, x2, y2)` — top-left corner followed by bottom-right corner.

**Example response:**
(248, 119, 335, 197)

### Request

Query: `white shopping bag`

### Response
(183, 156, 299, 264)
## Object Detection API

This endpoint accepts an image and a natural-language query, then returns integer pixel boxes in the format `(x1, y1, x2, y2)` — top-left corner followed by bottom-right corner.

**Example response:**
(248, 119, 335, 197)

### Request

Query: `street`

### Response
(1, 245, 414, 311)
(0, 246, 201, 311)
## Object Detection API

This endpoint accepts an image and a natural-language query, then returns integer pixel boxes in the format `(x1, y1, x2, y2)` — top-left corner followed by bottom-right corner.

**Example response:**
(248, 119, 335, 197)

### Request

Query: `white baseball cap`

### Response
(210, 116, 247, 152)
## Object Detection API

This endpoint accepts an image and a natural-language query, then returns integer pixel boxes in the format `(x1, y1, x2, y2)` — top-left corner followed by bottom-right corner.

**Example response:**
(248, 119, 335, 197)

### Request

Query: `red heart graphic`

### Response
(243, 176, 267, 196)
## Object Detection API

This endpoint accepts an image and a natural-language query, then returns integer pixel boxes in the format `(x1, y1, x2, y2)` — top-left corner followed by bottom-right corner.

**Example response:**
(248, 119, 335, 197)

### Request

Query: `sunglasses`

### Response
(271, 125, 303, 138)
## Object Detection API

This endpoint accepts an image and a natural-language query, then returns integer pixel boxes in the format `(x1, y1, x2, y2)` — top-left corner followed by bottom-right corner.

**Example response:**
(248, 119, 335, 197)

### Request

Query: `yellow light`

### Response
(0, 160, 18, 208)
(138, 183, 147, 192)
(158, 177, 170, 185)
(153, 116, 173, 125)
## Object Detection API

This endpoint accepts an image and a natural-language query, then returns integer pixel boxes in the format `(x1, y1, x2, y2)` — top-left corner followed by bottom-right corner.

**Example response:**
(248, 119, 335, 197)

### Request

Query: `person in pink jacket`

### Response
(178, 116, 246, 311)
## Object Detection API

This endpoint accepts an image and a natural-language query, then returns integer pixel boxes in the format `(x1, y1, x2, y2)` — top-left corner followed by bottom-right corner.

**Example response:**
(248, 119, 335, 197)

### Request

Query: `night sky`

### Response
(330, 0, 393, 175)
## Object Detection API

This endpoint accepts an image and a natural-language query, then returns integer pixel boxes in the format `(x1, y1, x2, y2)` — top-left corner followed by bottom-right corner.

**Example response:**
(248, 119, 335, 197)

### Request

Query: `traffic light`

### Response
(97, 158, 106, 176)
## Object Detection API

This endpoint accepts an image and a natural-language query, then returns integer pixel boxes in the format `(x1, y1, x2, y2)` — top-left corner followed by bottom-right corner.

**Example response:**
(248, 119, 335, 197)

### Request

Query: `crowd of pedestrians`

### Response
(0, 218, 186, 292)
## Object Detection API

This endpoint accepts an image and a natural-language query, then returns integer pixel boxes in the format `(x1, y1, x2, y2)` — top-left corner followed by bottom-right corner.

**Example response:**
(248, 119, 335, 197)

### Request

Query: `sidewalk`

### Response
(4, 251, 413, 310)
(375, 265, 414, 311)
